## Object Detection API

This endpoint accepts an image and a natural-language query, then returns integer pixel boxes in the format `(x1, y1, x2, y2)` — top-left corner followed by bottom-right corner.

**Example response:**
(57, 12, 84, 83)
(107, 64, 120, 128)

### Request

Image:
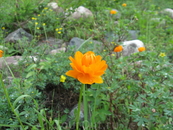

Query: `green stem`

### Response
(83, 84, 88, 129)
(76, 84, 84, 130)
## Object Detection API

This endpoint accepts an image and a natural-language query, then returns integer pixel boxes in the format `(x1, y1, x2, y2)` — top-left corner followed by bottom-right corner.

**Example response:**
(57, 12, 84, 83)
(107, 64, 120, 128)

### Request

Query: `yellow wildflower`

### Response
(36, 27, 40, 29)
(35, 22, 38, 25)
(42, 23, 46, 26)
(55, 28, 59, 31)
(122, 3, 127, 7)
(159, 53, 166, 57)
(2, 27, 5, 30)
(57, 31, 61, 34)
(59, 28, 62, 30)
(60, 75, 66, 82)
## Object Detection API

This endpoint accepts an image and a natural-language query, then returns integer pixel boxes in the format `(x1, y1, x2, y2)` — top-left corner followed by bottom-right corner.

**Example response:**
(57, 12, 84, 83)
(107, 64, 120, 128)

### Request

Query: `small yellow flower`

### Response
(111, 54, 115, 56)
(122, 3, 127, 7)
(42, 23, 46, 26)
(59, 28, 62, 30)
(44, 7, 48, 10)
(2, 27, 5, 30)
(60, 75, 66, 82)
(37, 14, 40, 16)
(32, 17, 36, 20)
(55, 28, 59, 31)
(57, 31, 61, 34)
(36, 27, 40, 29)
(35, 22, 38, 25)
(159, 52, 166, 57)
(110, 10, 117, 14)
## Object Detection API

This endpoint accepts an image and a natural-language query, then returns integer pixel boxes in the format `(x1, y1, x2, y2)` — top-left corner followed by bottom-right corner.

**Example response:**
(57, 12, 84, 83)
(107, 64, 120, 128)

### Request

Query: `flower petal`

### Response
(66, 70, 80, 78)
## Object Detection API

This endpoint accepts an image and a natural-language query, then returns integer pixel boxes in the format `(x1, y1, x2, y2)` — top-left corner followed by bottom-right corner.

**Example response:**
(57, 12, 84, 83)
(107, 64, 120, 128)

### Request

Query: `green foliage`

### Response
(1, 0, 173, 129)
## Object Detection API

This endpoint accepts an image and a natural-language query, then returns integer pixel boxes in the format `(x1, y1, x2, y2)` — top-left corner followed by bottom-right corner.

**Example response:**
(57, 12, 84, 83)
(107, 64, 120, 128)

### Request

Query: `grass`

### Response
(0, 0, 173, 129)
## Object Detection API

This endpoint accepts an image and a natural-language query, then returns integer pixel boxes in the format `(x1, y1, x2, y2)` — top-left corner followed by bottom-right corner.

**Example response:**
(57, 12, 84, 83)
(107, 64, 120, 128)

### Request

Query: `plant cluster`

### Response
(0, 0, 173, 130)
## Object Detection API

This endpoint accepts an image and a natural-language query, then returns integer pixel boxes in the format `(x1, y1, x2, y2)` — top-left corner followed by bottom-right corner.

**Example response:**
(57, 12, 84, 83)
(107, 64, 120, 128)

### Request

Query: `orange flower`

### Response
(0, 50, 3, 57)
(113, 45, 123, 52)
(110, 10, 117, 14)
(122, 3, 127, 7)
(66, 51, 108, 84)
(138, 47, 146, 52)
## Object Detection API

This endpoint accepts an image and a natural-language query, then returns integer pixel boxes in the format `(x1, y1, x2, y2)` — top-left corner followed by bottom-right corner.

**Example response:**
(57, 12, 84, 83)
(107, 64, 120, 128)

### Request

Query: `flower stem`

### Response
(76, 84, 84, 130)
(83, 84, 88, 129)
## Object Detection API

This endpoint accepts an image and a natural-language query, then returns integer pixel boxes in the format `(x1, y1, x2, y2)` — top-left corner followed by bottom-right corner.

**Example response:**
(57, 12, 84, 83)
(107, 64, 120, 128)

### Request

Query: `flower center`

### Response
(82, 51, 96, 67)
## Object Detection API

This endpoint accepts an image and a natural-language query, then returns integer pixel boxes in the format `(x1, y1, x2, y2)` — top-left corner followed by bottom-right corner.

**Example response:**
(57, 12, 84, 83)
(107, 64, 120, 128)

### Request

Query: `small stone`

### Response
(68, 103, 84, 121)
(122, 40, 145, 56)
(47, 2, 64, 14)
(49, 47, 66, 55)
(0, 45, 8, 50)
(67, 37, 102, 51)
(66, 6, 93, 19)
(127, 30, 140, 40)
(161, 8, 173, 19)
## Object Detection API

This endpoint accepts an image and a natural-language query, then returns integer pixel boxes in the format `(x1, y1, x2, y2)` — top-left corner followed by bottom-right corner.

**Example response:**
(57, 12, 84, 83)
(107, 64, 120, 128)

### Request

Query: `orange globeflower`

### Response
(113, 45, 123, 52)
(0, 50, 3, 57)
(122, 3, 127, 7)
(110, 10, 117, 14)
(66, 51, 108, 84)
(138, 47, 146, 52)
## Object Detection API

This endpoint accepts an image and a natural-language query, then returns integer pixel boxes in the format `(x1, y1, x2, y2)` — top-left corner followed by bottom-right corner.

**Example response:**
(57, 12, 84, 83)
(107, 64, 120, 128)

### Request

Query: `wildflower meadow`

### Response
(0, 0, 173, 130)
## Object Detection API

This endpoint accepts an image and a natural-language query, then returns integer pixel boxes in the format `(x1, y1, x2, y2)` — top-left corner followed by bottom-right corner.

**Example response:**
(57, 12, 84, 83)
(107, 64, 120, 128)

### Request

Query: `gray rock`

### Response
(69, 37, 84, 49)
(67, 37, 102, 51)
(127, 30, 140, 40)
(0, 56, 22, 69)
(0, 56, 23, 78)
(150, 18, 166, 26)
(47, 2, 64, 14)
(5, 28, 33, 43)
(49, 47, 66, 55)
(66, 6, 93, 19)
(0, 56, 38, 78)
(68, 103, 84, 122)
(122, 40, 145, 56)
(37, 37, 64, 54)
(0, 45, 8, 50)
(104, 31, 119, 42)
(161, 8, 173, 19)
